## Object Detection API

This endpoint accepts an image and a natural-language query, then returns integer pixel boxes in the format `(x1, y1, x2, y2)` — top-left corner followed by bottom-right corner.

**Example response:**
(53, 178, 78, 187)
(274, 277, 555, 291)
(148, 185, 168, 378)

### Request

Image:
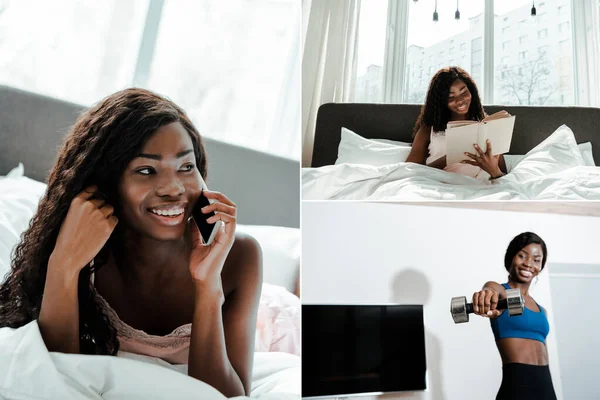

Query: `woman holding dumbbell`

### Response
(472, 232, 557, 400)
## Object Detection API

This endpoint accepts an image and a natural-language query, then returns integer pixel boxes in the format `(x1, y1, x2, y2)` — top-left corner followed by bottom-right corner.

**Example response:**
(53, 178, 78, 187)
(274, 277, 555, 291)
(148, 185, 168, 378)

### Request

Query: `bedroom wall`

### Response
(302, 202, 600, 400)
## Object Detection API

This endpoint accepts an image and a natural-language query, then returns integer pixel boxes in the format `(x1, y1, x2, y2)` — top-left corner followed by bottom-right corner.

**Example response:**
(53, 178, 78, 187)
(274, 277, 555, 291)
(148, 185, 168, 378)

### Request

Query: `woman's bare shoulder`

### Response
(222, 232, 263, 292)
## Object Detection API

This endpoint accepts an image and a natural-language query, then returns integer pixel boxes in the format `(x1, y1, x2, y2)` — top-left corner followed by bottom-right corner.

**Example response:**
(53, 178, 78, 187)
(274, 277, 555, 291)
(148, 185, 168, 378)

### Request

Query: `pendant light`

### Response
(455, 0, 460, 20)
(433, 0, 439, 22)
(531, 1, 537, 16)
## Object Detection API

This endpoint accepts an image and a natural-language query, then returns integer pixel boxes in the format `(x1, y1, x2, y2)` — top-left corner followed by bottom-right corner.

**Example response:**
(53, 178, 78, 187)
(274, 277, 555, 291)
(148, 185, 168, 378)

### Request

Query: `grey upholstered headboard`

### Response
(311, 102, 600, 167)
(0, 85, 299, 228)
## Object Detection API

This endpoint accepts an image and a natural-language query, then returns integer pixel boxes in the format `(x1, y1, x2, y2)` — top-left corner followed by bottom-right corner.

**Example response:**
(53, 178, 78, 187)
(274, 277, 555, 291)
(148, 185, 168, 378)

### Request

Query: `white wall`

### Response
(302, 202, 600, 400)
(549, 264, 600, 400)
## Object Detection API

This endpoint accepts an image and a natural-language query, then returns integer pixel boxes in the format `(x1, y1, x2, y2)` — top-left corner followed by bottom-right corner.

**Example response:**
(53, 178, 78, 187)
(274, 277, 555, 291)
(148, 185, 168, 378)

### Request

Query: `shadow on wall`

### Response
(384, 268, 445, 400)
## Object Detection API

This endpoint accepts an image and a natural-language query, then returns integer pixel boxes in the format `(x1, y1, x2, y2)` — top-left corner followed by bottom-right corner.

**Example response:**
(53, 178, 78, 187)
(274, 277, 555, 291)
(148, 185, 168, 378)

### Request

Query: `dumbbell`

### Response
(451, 288, 524, 324)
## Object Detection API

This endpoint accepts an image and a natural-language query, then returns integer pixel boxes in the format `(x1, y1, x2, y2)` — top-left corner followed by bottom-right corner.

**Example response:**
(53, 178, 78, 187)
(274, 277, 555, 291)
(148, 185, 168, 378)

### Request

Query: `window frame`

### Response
(380, 0, 595, 106)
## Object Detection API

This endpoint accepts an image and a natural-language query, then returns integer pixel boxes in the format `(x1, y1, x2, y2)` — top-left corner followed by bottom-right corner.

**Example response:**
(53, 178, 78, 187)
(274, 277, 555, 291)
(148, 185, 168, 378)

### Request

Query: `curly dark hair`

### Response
(412, 66, 485, 137)
(504, 232, 548, 273)
(0, 88, 207, 355)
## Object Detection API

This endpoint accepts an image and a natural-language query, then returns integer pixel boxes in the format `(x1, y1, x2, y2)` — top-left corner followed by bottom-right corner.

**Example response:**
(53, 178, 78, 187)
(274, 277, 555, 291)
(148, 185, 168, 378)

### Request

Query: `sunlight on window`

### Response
(494, 0, 574, 105)
(0, 0, 148, 105)
(405, 0, 484, 103)
(148, 0, 300, 159)
(353, 0, 388, 103)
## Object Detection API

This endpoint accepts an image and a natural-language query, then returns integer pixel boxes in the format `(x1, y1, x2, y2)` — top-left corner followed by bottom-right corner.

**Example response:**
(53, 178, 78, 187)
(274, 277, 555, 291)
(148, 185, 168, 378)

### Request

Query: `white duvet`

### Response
(303, 125, 600, 200)
(0, 321, 299, 400)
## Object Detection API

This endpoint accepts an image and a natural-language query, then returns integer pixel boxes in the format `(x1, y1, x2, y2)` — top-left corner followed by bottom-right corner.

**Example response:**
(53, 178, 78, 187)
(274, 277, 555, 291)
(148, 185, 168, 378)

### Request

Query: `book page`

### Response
(482, 110, 511, 122)
(481, 115, 515, 155)
(445, 124, 480, 165)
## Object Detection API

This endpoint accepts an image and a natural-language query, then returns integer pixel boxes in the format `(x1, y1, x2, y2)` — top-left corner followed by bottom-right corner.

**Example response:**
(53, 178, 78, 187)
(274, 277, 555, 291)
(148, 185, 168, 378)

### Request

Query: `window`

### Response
(502, 26, 511, 34)
(538, 45, 550, 55)
(519, 35, 528, 44)
(558, 5, 568, 15)
(519, 51, 528, 61)
(0, 0, 300, 159)
(404, 0, 484, 102)
(503, 40, 511, 50)
(353, 0, 388, 104)
(0, 1, 149, 105)
(559, 21, 570, 33)
(494, 0, 574, 106)
(148, 0, 300, 158)
(559, 39, 570, 53)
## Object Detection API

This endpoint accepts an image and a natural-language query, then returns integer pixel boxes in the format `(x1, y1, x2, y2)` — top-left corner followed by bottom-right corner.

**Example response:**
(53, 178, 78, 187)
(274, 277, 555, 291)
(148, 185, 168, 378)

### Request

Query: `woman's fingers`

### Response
(201, 201, 236, 217)
(207, 212, 236, 225)
(484, 290, 495, 315)
(76, 185, 99, 201)
(485, 139, 493, 155)
(472, 292, 480, 313)
(473, 144, 485, 157)
(461, 160, 480, 166)
(202, 190, 236, 207)
(99, 204, 114, 218)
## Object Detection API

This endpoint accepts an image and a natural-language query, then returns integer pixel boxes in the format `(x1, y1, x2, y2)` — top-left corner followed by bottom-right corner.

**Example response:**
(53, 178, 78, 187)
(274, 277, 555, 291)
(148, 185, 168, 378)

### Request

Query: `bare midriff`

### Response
(496, 338, 549, 366)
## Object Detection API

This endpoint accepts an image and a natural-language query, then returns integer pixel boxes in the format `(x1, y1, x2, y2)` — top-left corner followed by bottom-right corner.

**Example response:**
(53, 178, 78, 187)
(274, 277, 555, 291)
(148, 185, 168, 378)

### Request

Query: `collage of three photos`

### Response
(0, 0, 599, 399)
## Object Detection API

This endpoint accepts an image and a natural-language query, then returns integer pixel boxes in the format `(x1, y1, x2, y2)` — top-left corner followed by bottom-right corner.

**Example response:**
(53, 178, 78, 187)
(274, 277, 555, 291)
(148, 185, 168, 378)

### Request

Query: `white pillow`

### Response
(335, 127, 412, 167)
(505, 141, 595, 172)
(237, 224, 300, 294)
(507, 125, 585, 182)
(0, 168, 47, 281)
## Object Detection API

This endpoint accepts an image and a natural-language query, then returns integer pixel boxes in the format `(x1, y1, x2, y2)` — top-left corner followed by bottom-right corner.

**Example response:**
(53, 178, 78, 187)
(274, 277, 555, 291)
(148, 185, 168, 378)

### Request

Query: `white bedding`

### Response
(303, 125, 600, 200)
(0, 166, 301, 399)
(0, 321, 300, 400)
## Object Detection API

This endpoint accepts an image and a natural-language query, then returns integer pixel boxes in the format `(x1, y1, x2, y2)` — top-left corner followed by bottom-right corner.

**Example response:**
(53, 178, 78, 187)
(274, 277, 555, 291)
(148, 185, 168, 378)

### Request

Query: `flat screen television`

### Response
(302, 304, 427, 398)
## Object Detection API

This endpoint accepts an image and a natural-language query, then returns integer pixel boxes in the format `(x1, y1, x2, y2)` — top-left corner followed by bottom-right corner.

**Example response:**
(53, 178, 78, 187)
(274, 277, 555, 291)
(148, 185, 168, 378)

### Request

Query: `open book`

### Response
(445, 110, 516, 165)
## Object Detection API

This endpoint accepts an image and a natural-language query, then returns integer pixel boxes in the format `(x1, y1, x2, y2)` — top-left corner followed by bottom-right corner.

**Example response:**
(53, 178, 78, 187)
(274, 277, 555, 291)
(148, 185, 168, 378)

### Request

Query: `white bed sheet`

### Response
(303, 125, 600, 200)
(0, 321, 300, 400)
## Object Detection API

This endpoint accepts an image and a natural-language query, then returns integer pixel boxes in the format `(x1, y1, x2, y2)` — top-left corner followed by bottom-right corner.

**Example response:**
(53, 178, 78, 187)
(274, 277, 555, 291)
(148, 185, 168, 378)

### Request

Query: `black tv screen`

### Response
(302, 304, 427, 398)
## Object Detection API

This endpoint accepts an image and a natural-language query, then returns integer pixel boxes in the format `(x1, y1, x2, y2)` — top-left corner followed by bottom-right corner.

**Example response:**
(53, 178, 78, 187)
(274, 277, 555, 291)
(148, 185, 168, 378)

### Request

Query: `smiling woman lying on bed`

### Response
(0, 88, 261, 398)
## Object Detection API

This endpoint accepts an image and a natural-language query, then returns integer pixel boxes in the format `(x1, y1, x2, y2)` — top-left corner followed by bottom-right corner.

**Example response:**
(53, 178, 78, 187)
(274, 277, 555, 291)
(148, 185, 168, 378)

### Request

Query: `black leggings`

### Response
(496, 363, 557, 400)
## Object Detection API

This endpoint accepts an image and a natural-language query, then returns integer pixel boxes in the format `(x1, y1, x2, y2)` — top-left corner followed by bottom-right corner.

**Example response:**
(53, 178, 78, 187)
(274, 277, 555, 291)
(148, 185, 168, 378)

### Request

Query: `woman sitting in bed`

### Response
(406, 66, 508, 180)
(0, 88, 261, 397)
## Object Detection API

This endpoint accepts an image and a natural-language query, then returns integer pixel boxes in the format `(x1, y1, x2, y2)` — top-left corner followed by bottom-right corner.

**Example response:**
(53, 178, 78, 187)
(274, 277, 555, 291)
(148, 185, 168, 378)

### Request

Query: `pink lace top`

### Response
(92, 287, 192, 365)
(426, 128, 488, 180)
(91, 273, 300, 365)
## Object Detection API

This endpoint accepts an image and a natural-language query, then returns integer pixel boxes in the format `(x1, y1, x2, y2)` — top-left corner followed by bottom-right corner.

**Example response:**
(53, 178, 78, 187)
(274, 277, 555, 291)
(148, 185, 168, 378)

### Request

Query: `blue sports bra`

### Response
(490, 283, 549, 343)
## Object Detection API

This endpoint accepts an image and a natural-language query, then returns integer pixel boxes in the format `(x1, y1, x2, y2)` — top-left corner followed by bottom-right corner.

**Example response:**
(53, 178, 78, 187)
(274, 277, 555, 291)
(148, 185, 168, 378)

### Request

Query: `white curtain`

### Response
(572, 0, 600, 107)
(301, 0, 361, 167)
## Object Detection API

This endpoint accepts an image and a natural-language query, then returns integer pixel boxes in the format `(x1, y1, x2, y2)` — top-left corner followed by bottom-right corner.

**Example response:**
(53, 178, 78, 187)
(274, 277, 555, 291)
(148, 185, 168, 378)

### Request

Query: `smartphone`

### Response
(191, 177, 223, 246)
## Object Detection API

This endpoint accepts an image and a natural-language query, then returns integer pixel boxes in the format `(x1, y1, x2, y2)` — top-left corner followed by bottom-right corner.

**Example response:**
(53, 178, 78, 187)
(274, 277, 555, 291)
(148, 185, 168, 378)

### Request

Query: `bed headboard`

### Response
(0, 85, 299, 228)
(311, 102, 600, 167)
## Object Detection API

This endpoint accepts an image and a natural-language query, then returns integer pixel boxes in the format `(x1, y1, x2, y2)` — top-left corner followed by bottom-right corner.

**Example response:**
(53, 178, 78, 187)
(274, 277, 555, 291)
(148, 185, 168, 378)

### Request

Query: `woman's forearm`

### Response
(38, 253, 81, 354)
(188, 284, 245, 397)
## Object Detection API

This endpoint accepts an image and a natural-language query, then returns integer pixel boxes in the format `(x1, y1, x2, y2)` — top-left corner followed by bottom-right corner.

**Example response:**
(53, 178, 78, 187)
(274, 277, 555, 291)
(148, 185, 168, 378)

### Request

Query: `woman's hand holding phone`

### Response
(49, 185, 118, 280)
(188, 190, 237, 292)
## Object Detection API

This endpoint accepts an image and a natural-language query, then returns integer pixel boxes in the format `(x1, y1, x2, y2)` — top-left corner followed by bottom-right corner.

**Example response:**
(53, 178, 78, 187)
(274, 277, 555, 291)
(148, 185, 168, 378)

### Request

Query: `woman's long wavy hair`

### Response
(0, 88, 207, 355)
(412, 66, 485, 137)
